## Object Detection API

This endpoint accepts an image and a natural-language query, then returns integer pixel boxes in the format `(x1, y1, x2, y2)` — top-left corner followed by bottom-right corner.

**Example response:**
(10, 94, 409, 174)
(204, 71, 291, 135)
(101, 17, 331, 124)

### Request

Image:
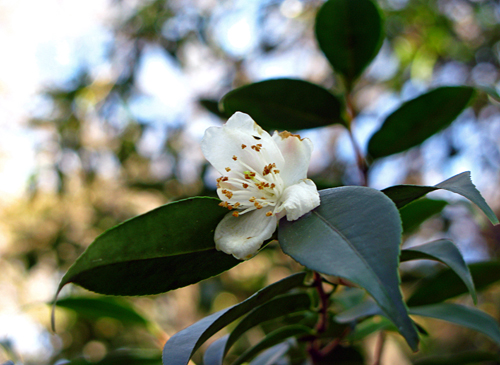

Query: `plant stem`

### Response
(345, 94, 369, 186)
(372, 331, 386, 365)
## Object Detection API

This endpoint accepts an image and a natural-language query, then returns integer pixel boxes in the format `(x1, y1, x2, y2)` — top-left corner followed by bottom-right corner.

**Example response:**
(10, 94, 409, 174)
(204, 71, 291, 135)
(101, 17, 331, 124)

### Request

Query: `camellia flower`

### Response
(201, 112, 320, 260)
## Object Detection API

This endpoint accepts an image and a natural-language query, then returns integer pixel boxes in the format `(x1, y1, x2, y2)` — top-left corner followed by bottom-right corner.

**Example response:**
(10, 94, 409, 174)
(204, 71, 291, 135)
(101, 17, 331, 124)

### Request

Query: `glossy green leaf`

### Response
(400, 199, 447, 234)
(315, 0, 383, 85)
(161, 273, 306, 365)
(249, 340, 294, 365)
(53, 297, 148, 326)
(233, 325, 311, 365)
(383, 171, 499, 225)
(203, 292, 312, 365)
(413, 350, 500, 365)
(220, 78, 345, 130)
(407, 261, 500, 306)
(335, 300, 382, 323)
(410, 303, 500, 345)
(400, 239, 476, 303)
(199, 99, 227, 119)
(56, 197, 240, 297)
(368, 87, 475, 159)
(279, 187, 419, 351)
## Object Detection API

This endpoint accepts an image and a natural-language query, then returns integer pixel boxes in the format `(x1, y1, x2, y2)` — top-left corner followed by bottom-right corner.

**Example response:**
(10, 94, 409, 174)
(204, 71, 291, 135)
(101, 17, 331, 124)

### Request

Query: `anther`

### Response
(241, 144, 247, 149)
(232, 211, 239, 217)
(266, 211, 273, 217)
(232, 155, 237, 161)
(242, 183, 249, 188)
(249, 197, 256, 202)
(225, 167, 231, 172)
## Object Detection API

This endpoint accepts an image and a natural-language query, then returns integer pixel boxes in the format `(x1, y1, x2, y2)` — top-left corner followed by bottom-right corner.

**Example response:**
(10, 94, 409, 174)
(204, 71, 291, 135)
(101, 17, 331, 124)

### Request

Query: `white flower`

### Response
(201, 112, 320, 260)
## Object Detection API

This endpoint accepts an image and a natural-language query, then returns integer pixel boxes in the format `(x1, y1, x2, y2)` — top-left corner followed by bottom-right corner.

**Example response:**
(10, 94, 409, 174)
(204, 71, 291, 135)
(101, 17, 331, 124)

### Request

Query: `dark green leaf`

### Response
(161, 273, 306, 365)
(414, 350, 500, 365)
(220, 78, 345, 130)
(56, 197, 240, 297)
(368, 87, 475, 159)
(400, 199, 447, 234)
(233, 325, 311, 365)
(249, 340, 294, 365)
(315, 0, 383, 85)
(335, 300, 382, 323)
(382, 171, 499, 225)
(410, 303, 500, 345)
(53, 297, 148, 326)
(204, 292, 312, 365)
(407, 261, 500, 306)
(279, 187, 419, 351)
(199, 99, 227, 119)
(400, 239, 476, 303)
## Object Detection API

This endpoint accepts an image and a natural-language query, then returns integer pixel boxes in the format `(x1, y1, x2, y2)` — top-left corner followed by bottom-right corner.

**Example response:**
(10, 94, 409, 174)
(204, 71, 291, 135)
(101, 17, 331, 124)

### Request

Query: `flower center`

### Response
(216, 143, 285, 217)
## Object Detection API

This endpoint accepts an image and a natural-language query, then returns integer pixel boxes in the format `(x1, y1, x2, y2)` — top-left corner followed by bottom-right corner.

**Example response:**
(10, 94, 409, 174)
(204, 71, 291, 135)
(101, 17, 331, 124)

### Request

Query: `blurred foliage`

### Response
(2, 0, 500, 363)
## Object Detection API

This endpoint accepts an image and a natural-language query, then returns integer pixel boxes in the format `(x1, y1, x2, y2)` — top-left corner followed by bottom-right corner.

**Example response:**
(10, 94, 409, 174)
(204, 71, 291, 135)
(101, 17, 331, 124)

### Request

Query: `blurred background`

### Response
(1, 0, 500, 363)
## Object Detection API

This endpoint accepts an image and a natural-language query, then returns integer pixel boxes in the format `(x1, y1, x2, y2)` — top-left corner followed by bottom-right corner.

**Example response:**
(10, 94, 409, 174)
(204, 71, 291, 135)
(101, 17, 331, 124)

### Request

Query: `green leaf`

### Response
(315, 0, 384, 85)
(410, 303, 500, 346)
(400, 239, 476, 303)
(203, 292, 312, 365)
(161, 273, 307, 365)
(53, 297, 148, 326)
(220, 78, 345, 130)
(413, 350, 500, 365)
(382, 171, 499, 225)
(279, 187, 419, 351)
(399, 199, 447, 234)
(233, 325, 311, 365)
(249, 340, 294, 365)
(335, 300, 382, 323)
(199, 99, 227, 119)
(347, 316, 395, 341)
(407, 261, 500, 306)
(368, 86, 475, 159)
(56, 197, 240, 297)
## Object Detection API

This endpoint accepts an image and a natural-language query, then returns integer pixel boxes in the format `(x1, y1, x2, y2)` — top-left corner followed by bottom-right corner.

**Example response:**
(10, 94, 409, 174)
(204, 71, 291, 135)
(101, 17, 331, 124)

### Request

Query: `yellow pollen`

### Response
(274, 169, 280, 174)
(242, 144, 247, 149)
(256, 144, 262, 147)
(249, 197, 256, 202)
(219, 201, 228, 208)
(234, 202, 241, 208)
(232, 211, 239, 217)
(255, 203, 263, 209)
(227, 204, 233, 210)
(225, 167, 231, 172)
(232, 155, 237, 161)
(266, 211, 273, 217)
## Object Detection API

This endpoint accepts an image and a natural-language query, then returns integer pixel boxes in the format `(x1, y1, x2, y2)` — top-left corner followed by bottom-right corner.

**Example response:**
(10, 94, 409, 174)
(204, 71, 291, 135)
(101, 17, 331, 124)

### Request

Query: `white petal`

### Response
(201, 112, 284, 175)
(277, 179, 320, 221)
(214, 209, 277, 260)
(272, 131, 313, 186)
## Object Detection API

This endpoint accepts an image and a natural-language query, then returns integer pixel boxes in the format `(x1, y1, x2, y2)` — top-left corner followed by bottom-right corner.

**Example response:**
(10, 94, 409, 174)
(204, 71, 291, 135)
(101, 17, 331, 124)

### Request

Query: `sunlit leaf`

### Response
(368, 87, 475, 159)
(162, 273, 306, 365)
(383, 171, 499, 225)
(56, 197, 240, 298)
(65, 350, 161, 364)
(410, 303, 500, 345)
(315, 0, 384, 86)
(399, 199, 447, 234)
(220, 78, 345, 130)
(400, 239, 476, 303)
(407, 261, 500, 306)
(279, 187, 419, 351)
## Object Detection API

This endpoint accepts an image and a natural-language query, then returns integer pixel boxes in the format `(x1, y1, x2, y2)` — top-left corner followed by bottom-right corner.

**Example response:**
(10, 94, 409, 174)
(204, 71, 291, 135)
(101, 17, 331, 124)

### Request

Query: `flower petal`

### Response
(272, 131, 313, 186)
(214, 208, 278, 260)
(201, 112, 284, 175)
(277, 179, 320, 221)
